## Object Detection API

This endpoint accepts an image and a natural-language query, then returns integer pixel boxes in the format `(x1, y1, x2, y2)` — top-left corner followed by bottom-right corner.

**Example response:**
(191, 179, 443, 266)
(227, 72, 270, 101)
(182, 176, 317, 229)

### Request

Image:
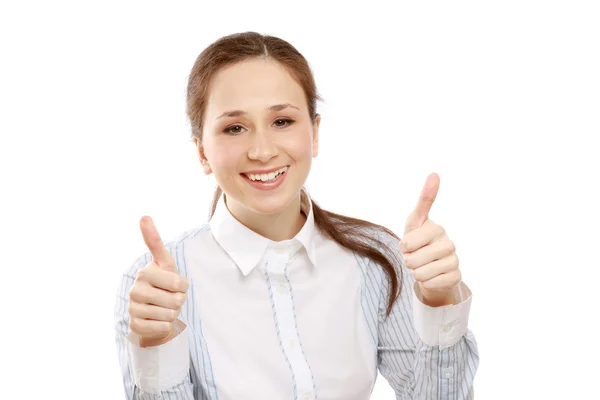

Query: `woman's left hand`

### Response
(400, 173, 461, 307)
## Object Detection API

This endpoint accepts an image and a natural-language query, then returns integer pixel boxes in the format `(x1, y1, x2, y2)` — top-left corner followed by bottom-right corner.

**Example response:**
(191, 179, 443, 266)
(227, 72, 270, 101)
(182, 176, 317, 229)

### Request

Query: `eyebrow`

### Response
(216, 103, 300, 119)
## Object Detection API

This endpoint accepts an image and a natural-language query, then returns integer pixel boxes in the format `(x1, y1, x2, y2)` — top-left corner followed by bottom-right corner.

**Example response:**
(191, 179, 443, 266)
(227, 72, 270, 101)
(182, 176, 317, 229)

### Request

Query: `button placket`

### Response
(276, 282, 287, 294)
(264, 248, 315, 399)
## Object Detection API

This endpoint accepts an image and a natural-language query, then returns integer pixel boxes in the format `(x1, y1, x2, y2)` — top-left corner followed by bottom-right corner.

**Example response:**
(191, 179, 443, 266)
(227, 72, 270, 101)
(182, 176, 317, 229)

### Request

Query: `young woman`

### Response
(114, 31, 479, 399)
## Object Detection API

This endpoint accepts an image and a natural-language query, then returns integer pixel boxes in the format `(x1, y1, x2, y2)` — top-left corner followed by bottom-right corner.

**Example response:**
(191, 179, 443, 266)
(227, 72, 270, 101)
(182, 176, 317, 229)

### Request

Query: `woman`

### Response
(114, 31, 479, 399)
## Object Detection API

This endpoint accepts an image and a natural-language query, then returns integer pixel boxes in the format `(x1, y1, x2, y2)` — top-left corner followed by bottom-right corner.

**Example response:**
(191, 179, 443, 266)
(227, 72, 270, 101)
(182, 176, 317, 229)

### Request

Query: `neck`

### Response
(225, 192, 306, 242)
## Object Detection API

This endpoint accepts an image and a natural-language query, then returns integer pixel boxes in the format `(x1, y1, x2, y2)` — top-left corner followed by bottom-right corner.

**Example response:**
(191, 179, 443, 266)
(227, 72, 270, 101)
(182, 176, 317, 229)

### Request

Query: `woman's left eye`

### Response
(274, 118, 294, 128)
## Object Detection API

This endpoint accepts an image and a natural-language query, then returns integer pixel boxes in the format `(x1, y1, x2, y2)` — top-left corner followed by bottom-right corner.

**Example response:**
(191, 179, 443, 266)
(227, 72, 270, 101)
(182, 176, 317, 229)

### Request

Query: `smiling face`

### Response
(196, 57, 320, 216)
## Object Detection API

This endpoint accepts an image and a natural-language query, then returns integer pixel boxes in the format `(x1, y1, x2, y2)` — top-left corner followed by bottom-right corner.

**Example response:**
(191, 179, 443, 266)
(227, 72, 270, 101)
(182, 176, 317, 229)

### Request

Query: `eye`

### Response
(274, 118, 295, 129)
(223, 118, 295, 135)
(223, 124, 246, 135)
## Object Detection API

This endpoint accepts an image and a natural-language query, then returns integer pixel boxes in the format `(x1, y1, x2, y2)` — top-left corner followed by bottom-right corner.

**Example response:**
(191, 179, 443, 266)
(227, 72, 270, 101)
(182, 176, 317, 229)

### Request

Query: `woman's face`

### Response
(196, 58, 320, 215)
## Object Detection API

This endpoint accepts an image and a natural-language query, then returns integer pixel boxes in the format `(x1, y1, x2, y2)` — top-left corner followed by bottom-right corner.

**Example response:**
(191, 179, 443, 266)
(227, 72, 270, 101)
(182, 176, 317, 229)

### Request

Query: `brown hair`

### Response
(185, 32, 402, 316)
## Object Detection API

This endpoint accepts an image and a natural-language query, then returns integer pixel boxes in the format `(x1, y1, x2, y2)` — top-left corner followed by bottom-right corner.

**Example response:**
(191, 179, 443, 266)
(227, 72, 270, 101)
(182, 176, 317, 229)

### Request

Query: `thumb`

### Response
(404, 173, 440, 234)
(140, 216, 177, 272)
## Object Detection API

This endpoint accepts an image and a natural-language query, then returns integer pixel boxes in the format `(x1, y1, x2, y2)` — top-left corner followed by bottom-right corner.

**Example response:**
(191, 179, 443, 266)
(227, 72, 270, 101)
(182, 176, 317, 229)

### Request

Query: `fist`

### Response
(128, 216, 189, 347)
(401, 173, 461, 306)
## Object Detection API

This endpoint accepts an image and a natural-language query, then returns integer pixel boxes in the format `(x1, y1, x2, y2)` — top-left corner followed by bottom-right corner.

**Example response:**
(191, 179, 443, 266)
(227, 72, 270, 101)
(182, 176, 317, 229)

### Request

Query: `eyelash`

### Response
(223, 118, 295, 135)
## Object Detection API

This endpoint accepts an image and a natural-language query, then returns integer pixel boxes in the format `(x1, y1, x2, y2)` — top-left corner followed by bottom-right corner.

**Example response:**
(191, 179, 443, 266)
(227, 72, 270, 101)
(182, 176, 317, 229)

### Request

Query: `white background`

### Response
(1, 1, 598, 398)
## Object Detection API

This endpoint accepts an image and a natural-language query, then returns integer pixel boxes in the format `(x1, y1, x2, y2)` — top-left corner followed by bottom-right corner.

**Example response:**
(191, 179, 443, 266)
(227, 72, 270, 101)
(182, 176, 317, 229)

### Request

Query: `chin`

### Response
(244, 190, 297, 215)
(242, 178, 304, 216)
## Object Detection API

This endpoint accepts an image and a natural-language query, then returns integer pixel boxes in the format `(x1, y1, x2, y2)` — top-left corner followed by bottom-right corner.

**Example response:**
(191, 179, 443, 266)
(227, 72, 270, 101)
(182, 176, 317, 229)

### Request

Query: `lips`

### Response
(241, 166, 289, 182)
(240, 166, 289, 191)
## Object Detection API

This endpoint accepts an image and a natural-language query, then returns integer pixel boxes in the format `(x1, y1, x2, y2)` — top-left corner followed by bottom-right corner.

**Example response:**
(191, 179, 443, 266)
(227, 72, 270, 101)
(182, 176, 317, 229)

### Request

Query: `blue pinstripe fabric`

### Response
(356, 232, 479, 399)
(115, 225, 479, 399)
(115, 226, 218, 400)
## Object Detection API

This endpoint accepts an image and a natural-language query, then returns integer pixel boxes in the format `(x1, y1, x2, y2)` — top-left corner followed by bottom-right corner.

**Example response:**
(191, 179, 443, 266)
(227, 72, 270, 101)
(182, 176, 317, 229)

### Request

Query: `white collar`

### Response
(209, 187, 317, 276)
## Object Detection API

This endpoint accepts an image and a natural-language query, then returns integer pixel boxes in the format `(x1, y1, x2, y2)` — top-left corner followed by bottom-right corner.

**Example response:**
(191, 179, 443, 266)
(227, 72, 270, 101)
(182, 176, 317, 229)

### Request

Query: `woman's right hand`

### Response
(128, 216, 189, 347)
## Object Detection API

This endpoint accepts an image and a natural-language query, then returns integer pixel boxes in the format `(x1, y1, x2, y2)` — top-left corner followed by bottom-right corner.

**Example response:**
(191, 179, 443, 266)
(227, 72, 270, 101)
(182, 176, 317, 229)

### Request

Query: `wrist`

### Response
(420, 286, 455, 307)
(139, 323, 180, 348)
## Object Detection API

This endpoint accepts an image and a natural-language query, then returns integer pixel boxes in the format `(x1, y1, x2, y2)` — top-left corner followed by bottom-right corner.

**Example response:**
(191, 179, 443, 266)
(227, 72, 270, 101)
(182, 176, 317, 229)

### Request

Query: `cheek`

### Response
(212, 149, 232, 164)
(204, 139, 243, 172)
(283, 130, 314, 159)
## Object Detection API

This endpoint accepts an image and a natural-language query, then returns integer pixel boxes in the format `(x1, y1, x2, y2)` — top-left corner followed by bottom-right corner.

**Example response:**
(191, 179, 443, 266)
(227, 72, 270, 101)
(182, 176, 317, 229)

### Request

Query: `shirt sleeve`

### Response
(126, 319, 190, 394)
(114, 254, 195, 399)
(411, 281, 473, 349)
(376, 236, 479, 399)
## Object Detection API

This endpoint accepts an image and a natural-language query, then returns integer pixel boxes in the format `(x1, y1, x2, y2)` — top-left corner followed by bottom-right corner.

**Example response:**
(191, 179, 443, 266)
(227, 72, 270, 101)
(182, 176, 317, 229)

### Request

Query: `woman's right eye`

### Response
(223, 124, 246, 135)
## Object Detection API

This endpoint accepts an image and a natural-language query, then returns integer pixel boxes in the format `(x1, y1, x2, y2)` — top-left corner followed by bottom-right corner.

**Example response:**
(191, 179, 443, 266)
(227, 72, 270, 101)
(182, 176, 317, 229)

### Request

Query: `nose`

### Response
(247, 129, 278, 163)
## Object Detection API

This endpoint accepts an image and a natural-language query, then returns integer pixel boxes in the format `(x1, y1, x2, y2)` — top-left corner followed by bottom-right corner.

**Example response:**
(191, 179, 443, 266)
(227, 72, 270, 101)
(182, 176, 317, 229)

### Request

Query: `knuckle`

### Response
(411, 269, 421, 281)
(440, 241, 453, 256)
(171, 294, 181, 309)
(129, 318, 142, 333)
(139, 263, 160, 279)
(128, 286, 139, 302)
(129, 285, 146, 303)
(176, 293, 186, 308)
(400, 240, 409, 253)
(180, 277, 190, 291)
(169, 308, 179, 321)
(437, 224, 445, 235)
(136, 267, 150, 281)
(173, 275, 188, 292)
(158, 322, 172, 336)
(448, 241, 456, 253)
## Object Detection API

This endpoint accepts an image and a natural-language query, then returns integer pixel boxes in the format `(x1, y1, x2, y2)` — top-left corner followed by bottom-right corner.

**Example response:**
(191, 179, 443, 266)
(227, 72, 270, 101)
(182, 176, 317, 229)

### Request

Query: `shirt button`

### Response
(301, 393, 312, 400)
(287, 339, 297, 349)
(443, 367, 453, 379)
(148, 368, 156, 376)
(277, 283, 287, 294)
(442, 324, 452, 333)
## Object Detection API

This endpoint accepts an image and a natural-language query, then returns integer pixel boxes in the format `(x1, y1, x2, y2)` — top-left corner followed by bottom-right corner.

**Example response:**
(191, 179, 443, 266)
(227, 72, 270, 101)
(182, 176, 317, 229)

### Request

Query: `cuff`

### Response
(126, 320, 190, 394)
(411, 281, 472, 349)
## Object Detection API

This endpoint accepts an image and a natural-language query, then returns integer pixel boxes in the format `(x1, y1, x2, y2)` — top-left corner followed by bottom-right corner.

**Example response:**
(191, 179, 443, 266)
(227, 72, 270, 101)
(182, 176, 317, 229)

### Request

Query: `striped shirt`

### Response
(114, 188, 479, 399)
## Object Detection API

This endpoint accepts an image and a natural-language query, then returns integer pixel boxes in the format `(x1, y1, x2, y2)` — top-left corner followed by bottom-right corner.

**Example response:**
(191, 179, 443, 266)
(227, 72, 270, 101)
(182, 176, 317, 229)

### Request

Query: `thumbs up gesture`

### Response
(400, 173, 461, 307)
(128, 216, 189, 347)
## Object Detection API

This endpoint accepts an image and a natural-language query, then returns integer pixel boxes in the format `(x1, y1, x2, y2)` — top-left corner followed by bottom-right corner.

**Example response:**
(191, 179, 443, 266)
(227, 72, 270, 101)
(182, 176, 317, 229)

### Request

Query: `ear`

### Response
(193, 137, 212, 175)
(312, 114, 321, 157)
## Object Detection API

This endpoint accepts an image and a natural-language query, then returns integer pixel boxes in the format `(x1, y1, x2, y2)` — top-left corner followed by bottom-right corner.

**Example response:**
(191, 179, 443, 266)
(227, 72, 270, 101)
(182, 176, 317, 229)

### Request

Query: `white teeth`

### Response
(247, 167, 287, 182)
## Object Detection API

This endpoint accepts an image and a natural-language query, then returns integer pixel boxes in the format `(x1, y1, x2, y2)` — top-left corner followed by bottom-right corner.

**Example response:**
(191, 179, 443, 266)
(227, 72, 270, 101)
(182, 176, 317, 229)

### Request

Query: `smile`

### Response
(244, 166, 288, 182)
(241, 166, 289, 191)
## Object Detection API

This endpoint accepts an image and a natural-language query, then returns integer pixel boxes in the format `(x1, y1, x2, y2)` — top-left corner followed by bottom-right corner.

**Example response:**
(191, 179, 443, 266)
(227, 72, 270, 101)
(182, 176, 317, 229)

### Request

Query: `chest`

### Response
(183, 246, 379, 399)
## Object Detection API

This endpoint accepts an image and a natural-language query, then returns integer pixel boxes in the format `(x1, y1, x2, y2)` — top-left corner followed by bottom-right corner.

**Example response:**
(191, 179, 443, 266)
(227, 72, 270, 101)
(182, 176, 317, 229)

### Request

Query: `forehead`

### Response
(206, 58, 306, 116)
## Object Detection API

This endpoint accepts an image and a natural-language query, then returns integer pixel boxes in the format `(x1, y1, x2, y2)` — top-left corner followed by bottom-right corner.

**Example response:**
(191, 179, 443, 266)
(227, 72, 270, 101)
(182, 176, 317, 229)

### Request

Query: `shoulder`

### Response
(166, 222, 212, 249)
(359, 224, 402, 261)
(346, 223, 402, 273)
(357, 224, 405, 289)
